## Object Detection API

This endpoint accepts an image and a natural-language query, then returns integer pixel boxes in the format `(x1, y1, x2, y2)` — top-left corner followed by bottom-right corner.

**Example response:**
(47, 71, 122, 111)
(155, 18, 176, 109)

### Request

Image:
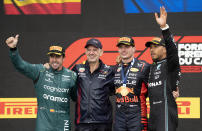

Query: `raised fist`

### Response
(44, 63, 50, 69)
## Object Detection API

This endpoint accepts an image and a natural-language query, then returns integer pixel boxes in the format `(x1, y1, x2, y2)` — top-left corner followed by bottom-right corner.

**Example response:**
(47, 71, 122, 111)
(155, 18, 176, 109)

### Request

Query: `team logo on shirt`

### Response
(148, 81, 162, 87)
(156, 64, 161, 71)
(100, 70, 108, 75)
(116, 86, 134, 96)
(79, 68, 85, 72)
(137, 63, 143, 67)
(62, 75, 70, 81)
(130, 68, 139, 72)
(50, 109, 55, 112)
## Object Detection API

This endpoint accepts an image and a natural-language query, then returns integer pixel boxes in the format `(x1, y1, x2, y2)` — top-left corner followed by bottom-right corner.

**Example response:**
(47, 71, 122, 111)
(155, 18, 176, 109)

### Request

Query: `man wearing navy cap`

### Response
(145, 7, 180, 131)
(73, 38, 114, 131)
(6, 35, 77, 131)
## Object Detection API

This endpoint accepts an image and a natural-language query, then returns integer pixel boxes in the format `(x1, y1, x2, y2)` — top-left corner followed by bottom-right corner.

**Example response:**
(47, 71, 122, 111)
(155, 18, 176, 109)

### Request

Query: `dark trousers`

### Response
(149, 103, 178, 131)
(113, 105, 142, 131)
(75, 123, 112, 131)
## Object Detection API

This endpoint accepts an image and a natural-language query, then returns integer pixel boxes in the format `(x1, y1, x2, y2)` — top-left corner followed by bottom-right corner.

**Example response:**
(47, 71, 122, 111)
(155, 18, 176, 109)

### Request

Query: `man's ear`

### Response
(163, 46, 167, 54)
(100, 49, 103, 56)
(132, 46, 136, 53)
(85, 49, 88, 55)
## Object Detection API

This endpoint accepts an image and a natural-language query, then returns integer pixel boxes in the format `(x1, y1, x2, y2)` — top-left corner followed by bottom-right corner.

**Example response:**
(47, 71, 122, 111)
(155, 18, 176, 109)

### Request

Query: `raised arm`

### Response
(155, 7, 180, 71)
(6, 35, 42, 81)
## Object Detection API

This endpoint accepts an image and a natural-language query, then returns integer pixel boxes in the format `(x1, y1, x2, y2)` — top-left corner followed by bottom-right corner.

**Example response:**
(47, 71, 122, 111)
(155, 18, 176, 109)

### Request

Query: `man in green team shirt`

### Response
(6, 34, 77, 131)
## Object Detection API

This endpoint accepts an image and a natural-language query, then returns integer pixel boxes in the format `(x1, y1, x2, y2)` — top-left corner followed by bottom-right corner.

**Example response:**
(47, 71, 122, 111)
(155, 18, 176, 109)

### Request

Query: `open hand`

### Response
(155, 6, 167, 28)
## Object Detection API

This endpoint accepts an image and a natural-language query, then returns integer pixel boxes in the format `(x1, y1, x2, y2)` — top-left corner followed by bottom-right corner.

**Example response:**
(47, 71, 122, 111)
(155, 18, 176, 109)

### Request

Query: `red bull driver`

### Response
(113, 36, 150, 131)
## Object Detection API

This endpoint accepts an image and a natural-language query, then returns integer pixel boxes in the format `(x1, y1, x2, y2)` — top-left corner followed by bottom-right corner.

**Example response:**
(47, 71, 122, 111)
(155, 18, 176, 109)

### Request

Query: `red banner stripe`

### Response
(4, 4, 20, 15)
(4, 2, 81, 15)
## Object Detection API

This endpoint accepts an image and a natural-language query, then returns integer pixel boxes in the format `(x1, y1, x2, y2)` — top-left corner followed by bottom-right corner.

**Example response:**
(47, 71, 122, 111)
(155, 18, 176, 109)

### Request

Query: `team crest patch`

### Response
(156, 64, 161, 70)
(117, 67, 121, 72)
(79, 68, 85, 72)
(130, 68, 139, 72)
(50, 109, 55, 112)
(102, 71, 108, 75)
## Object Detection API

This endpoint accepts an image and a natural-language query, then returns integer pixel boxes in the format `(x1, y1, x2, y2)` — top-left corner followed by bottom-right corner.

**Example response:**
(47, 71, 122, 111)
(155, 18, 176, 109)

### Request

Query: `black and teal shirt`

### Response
(9, 48, 77, 131)
(148, 29, 181, 131)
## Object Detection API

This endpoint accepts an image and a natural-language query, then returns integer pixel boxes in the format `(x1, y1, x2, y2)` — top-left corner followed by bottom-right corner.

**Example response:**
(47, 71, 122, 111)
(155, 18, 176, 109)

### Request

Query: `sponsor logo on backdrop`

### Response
(0, 98, 37, 118)
(178, 43, 202, 73)
(0, 98, 200, 118)
(147, 97, 200, 118)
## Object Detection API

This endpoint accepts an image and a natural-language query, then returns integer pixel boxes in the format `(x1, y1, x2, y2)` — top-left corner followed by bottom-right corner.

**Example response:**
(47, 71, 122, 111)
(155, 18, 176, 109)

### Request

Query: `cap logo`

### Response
(118, 37, 131, 43)
(92, 39, 98, 43)
(152, 37, 161, 42)
(49, 46, 62, 51)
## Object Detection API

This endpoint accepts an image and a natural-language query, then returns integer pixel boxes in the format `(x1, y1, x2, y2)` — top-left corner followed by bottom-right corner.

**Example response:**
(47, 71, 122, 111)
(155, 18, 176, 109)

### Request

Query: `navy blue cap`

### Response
(85, 39, 102, 49)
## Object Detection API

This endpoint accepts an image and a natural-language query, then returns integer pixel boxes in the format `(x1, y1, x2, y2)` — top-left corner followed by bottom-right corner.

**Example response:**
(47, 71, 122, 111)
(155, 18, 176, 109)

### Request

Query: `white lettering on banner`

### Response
(178, 43, 202, 51)
(43, 94, 68, 103)
(64, 120, 69, 131)
(178, 43, 202, 65)
(148, 81, 162, 87)
(43, 85, 69, 93)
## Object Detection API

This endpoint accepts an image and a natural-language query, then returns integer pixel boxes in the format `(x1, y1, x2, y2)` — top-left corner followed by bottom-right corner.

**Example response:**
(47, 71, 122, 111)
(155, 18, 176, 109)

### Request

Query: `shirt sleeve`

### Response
(162, 28, 181, 91)
(106, 66, 115, 95)
(162, 28, 180, 72)
(70, 66, 78, 101)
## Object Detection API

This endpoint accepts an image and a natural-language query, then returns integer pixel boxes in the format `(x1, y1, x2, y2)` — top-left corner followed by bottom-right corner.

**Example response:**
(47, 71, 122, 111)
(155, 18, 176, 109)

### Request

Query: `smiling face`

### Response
(118, 44, 135, 61)
(150, 44, 166, 61)
(85, 45, 103, 63)
(49, 54, 64, 70)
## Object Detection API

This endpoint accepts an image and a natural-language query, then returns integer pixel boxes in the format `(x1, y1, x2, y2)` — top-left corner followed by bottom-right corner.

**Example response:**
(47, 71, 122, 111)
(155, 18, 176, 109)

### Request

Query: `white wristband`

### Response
(160, 24, 169, 30)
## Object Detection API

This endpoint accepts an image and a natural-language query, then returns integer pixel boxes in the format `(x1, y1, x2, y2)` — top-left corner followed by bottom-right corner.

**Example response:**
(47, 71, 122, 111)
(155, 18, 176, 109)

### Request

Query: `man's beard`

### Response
(50, 62, 61, 71)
